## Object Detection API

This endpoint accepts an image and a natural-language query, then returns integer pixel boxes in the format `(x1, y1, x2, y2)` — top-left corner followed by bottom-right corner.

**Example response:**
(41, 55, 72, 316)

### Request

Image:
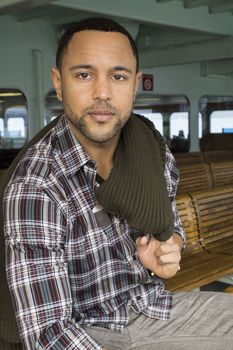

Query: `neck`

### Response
(86, 139, 119, 180)
(69, 123, 120, 180)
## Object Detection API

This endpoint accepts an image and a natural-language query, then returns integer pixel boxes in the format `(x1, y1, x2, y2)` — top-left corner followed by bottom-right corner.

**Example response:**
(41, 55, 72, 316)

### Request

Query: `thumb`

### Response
(136, 235, 150, 253)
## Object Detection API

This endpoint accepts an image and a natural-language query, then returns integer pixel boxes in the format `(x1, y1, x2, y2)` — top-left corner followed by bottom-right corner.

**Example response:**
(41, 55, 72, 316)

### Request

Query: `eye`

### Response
(76, 72, 91, 80)
(112, 74, 127, 81)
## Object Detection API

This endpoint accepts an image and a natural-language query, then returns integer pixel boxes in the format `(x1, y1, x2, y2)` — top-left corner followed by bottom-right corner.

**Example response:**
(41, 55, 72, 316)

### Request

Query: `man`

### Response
(4, 17, 233, 350)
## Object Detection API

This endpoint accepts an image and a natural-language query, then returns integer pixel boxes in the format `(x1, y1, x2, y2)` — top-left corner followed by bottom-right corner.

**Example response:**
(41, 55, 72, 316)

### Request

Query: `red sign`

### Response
(142, 74, 154, 91)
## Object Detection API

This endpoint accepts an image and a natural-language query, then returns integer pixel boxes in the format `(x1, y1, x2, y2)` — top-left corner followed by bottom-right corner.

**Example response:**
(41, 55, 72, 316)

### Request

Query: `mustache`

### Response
(84, 102, 117, 114)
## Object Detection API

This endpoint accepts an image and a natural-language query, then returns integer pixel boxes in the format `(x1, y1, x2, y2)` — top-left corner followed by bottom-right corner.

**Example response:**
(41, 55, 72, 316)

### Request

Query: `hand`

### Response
(136, 234, 182, 279)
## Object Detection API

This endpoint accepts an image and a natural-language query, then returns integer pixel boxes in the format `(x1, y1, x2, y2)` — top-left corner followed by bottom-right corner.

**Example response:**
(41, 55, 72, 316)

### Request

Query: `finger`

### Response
(153, 262, 181, 279)
(156, 240, 180, 256)
(156, 251, 181, 265)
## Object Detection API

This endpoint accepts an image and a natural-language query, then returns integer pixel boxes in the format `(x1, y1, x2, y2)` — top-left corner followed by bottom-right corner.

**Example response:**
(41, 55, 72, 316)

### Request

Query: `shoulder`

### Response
(6, 117, 62, 188)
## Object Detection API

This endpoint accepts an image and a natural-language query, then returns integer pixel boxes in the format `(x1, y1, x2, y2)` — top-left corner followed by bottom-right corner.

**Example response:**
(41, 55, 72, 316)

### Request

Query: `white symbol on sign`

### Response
(144, 78, 152, 90)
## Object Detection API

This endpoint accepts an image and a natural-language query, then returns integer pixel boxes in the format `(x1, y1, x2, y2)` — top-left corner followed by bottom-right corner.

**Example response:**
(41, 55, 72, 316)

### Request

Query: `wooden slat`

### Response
(166, 186, 233, 291)
(204, 149, 233, 163)
(177, 163, 213, 194)
(166, 252, 233, 291)
(191, 187, 233, 255)
(176, 194, 200, 254)
(224, 285, 233, 293)
(210, 161, 233, 187)
(174, 151, 204, 166)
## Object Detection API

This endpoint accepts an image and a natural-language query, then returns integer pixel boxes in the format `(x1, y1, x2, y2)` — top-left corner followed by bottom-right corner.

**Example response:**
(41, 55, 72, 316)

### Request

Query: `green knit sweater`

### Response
(96, 114, 174, 241)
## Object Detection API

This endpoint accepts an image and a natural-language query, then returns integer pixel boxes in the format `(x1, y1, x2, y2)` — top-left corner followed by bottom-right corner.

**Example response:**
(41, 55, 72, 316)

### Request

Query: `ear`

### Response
(133, 71, 142, 101)
(51, 67, 62, 101)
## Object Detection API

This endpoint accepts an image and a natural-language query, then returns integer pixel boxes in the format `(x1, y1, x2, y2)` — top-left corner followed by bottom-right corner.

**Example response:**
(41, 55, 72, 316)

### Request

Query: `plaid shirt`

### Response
(4, 115, 185, 350)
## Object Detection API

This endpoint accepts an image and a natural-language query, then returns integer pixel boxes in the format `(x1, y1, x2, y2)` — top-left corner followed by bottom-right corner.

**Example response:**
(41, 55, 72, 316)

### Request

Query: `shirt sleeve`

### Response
(164, 145, 186, 245)
(4, 180, 102, 350)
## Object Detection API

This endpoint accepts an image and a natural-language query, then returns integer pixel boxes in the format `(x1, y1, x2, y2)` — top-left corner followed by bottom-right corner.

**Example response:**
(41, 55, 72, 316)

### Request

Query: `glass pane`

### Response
(0, 118, 3, 149)
(199, 95, 233, 135)
(134, 95, 189, 152)
(199, 95, 233, 151)
(199, 113, 202, 138)
(0, 89, 27, 149)
(170, 112, 188, 138)
(133, 108, 163, 134)
(210, 110, 233, 133)
(0, 89, 27, 168)
(45, 90, 63, 125)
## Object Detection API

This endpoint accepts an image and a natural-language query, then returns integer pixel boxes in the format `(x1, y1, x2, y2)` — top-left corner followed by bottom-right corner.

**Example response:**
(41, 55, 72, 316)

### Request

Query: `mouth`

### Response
(89, 110, 114, 122)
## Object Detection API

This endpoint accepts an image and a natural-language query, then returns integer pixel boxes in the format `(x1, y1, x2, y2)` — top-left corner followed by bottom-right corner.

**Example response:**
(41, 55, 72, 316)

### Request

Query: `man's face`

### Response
(51, 30, 141, 146)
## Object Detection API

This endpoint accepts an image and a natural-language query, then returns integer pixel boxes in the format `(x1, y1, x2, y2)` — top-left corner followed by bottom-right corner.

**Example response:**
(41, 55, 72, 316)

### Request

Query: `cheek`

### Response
(114, 84, 135, 102)
(62, 84, 89, 109)
(118, 89, 135, 110)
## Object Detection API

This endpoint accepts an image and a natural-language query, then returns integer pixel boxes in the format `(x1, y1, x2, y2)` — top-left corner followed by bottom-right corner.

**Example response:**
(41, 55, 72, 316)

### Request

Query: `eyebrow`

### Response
(70, 64, 133, 74)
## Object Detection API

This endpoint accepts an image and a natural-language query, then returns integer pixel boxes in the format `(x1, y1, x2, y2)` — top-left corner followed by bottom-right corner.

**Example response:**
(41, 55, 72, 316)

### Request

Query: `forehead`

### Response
(62, 30, 136, 69)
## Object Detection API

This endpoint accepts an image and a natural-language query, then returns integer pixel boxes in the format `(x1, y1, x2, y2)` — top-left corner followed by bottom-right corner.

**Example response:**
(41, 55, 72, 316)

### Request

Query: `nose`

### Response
(92, 75, 112, 101)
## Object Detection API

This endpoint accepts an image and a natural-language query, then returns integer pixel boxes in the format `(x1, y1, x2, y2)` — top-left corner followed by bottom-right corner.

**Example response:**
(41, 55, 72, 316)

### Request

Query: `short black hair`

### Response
(56, 17, 139, 72)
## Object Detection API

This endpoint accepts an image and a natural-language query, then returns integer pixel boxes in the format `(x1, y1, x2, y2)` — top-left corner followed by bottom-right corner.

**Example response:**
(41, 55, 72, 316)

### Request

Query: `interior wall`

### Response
(0, 16, 57, 137)
(139, 64, 233, 151)
(1, 15, 233, 149)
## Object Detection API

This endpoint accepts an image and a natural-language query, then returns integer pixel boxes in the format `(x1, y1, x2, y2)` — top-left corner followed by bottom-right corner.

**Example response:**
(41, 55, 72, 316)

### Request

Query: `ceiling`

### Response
(1, 0, 233, 77)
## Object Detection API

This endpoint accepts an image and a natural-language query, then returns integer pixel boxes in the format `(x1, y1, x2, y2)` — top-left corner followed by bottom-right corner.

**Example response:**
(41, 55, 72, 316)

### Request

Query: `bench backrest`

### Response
(174, 149, 233, 166)
(210, 161, 233, 188)
(177, 163, 213, 194)
(176, 193, 201, 255)
(174, 151, 205, 166)
(191, 186, 233, 255)
(176, 186, 233, 256)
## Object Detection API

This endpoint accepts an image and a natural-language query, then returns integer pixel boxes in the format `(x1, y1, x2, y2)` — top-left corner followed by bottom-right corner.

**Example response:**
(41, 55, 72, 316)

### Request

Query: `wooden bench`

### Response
(210, 161, 233, 188)
(177, 159, 233, 194)
(224, 285, 233, 293)
(174, 149, 233, 166)
(174, 151, 205, 167)
(166, 186, 233, 291)
(177, 163, 213, 194)
(204, 149, 233, 163)
(200, 134, 233, 152)
(192, 187, 233, 256)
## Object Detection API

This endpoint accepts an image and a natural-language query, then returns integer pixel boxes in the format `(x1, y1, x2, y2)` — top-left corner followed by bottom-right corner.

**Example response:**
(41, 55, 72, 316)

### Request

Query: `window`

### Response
(199, 113, 202, 138)
(45, 90, 63, 125)
(199, 95, 233, 135)
(133, 108, 163, 134)
(210, 110, 233, 133)
(134, 95, 189, 152)
(0, 89, 27, 149)
(0, 119, 3, 136)
(199, 96, 233, 151)
(170, 112, 188, 139)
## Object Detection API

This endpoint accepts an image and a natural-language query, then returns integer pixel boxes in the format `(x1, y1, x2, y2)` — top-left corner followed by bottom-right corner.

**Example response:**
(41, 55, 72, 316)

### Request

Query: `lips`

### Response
(89, 110, 114, 122)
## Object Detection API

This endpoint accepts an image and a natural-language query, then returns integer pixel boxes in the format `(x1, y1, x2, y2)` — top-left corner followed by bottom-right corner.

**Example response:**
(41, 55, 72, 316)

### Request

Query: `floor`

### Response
(200, 281, 233, 293)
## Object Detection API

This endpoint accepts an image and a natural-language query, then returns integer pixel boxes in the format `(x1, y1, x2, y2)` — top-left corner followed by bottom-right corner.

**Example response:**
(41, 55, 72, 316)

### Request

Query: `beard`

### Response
(64, 101, 133, 144)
